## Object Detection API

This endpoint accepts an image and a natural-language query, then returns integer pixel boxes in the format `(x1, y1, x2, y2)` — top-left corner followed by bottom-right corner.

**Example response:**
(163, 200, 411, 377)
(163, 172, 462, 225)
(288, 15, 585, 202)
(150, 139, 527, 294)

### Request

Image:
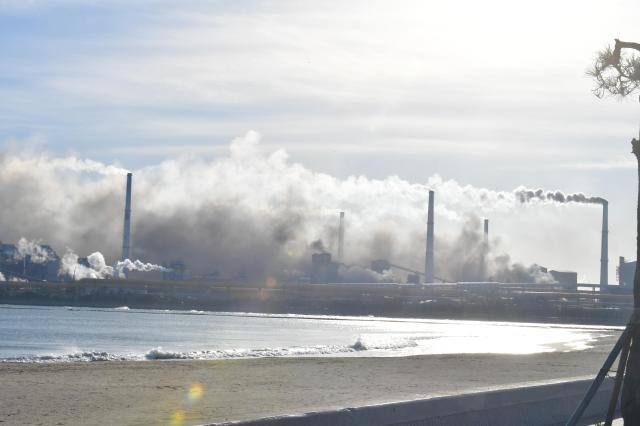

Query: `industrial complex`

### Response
(0, 173, 636, 324)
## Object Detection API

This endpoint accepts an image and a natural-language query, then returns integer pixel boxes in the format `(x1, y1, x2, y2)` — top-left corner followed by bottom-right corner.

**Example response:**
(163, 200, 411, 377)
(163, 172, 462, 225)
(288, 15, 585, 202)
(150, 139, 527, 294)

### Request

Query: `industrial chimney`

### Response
(483, 218, 489, 250)
(122, 173, 132, 264)
(338, 211, 345, 263)
(424, 190, 435, 283)
(600, 200, 608, 286)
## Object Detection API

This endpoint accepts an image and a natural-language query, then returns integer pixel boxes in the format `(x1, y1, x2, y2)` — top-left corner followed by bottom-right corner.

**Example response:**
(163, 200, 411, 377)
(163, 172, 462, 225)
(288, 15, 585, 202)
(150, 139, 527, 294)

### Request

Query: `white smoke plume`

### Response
(0, 272, 23, 282)
(114, 259, 170, 276)
(3, 152, 128, 176)
(338, 264, 398, 283)
(59, 251, 114, 280)
(0, 131, 608, 283)
(15, 238, 52, 263)
(58, 250, 169, 280)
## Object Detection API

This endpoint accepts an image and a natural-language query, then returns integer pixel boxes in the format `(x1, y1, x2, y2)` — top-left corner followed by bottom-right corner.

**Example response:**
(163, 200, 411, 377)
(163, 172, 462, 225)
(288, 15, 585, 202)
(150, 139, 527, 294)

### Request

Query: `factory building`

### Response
(549, 270, 578, 291)
(311, 252, 339, 284)
(370, 259, 391, 274)
(616, 257, 636, 292)
(0, 241, 60, 282)
(162, 260, 188, 281)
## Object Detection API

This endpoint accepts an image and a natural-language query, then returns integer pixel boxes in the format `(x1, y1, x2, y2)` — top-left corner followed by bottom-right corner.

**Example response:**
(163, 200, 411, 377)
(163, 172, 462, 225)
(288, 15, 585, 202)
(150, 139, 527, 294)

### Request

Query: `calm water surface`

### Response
(0, 304, 621, 362)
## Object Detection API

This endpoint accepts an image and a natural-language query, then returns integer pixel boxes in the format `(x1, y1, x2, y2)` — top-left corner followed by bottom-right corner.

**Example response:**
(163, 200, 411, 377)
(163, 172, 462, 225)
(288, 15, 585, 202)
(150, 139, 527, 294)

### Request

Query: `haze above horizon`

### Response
(1, 0, 640, 282)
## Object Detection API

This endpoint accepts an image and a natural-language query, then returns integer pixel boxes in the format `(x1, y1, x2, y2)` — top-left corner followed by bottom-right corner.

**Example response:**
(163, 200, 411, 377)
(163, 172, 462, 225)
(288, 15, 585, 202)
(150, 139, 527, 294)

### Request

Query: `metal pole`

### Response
(622, 136, 640, 423)
(600, 201, 609, 286)
(566, 326, 629, 426)
(605, 325, 632, 425)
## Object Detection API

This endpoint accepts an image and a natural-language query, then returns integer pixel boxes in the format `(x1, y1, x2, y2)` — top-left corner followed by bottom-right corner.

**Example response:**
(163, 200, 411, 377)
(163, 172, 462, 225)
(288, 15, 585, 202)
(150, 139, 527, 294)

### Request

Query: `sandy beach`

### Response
(0, 333, 620, 426)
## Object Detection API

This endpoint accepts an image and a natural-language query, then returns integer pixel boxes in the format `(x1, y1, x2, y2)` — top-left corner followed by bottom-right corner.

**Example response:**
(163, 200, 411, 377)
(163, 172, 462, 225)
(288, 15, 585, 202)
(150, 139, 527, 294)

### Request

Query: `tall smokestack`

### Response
(425, 190, 435, 283)
(122, 173, 132, 264)
(600, 200, 608, 286)
(483, 218, 489, 249)
(338, 211, 345, 263)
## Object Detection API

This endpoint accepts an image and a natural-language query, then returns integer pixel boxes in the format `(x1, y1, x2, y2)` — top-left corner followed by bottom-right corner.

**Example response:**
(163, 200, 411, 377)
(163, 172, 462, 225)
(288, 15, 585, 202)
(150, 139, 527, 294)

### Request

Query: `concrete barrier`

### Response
(205, 378, 616, 426)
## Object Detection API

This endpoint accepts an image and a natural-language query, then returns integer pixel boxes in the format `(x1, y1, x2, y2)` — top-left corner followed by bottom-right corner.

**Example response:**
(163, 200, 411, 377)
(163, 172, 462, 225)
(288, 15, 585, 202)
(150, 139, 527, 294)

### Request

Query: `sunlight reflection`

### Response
(187, 382, 204, 404)
(170, 409, 186, 426)
(169, 382, 205, 425)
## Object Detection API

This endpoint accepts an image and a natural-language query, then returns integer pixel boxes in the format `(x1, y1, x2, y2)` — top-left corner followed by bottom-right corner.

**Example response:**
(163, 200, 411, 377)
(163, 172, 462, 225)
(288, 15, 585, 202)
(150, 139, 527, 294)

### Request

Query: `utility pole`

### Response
(620, 137, 640, 424)
(568, 39, 640, 425)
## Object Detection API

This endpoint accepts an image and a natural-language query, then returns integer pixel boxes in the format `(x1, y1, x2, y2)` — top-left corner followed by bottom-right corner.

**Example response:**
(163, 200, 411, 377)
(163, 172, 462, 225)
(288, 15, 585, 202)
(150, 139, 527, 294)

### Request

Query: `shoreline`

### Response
(1, 279, 633, 327)
(0, 296, 630, 327)
(1, 302, 627, 328)
(0, 344, 619, 426)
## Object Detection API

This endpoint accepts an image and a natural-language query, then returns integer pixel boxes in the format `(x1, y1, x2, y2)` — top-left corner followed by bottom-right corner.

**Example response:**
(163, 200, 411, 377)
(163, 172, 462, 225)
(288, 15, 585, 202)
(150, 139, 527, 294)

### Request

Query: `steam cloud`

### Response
(115, 259, 170, 275)
(0, 131, 603, 283)
(59, 251, 114, 280)
(339, 264, 397, 283)
(15, 238, 52, 264)
(59, 250, 169, 280)
(0, 272, 26, 282)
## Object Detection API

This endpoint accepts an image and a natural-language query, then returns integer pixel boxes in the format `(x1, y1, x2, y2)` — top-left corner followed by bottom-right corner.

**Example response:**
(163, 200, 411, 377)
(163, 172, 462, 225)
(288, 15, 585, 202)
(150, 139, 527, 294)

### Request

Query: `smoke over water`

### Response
(0, 131, 604, 283)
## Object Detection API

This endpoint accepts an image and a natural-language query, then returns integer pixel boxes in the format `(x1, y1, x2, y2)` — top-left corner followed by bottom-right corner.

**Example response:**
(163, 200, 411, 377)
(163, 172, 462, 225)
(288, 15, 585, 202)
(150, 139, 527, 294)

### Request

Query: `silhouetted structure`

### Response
(600, 201, 609, 287)
(424, 190, 435, 283)
(122, 173, 132, 263)
(311, 252, 338, 283)
(338, 212, 345, 263)
(162, 260, 187, 281)
(617, 257, 636, 291)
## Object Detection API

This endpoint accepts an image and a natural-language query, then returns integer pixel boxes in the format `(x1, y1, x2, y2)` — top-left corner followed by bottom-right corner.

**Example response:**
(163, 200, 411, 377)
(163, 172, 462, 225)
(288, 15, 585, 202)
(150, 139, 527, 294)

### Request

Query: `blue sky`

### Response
(2, 1, 638, 183)
(1, 0, 640, 280)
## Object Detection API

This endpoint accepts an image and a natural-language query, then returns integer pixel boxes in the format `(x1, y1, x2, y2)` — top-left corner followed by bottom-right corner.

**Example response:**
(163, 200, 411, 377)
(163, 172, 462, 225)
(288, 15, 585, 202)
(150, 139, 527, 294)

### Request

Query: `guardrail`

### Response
(205, 378, 615, 426)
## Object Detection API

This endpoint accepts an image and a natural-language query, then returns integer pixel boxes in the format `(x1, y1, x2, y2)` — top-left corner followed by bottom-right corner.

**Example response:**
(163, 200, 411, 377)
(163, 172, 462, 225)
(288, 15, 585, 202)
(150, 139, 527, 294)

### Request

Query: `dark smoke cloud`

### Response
(133, 204, 308, 282)
(514, 188, 606, 205)
(0, 132, 575, 284)
(310, 239, 326, 253)
(435, 215, 555, 284)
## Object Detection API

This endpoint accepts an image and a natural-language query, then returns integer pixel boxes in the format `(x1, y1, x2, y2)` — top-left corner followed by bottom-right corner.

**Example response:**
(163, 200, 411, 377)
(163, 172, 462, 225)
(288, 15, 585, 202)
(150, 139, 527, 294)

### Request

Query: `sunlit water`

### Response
(0, 304, 621, 362)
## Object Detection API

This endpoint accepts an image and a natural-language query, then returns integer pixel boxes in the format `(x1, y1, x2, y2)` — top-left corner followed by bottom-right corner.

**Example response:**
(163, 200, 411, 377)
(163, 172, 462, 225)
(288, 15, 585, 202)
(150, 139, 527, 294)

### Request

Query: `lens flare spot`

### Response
(188, 382, 204, 402)
(170, 410, 186, 426)
(265, 277, 278, 288)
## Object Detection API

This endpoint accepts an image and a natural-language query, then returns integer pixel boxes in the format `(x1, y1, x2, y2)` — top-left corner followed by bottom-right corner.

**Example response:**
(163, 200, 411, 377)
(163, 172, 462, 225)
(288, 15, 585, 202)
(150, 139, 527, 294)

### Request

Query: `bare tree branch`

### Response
(588, 39, 640, 98)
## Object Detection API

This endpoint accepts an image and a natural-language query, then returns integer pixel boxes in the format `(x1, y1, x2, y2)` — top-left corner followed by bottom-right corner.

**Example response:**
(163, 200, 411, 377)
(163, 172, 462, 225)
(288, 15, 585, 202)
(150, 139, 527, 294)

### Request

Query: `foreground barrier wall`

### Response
(206, 378, 615, 426)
